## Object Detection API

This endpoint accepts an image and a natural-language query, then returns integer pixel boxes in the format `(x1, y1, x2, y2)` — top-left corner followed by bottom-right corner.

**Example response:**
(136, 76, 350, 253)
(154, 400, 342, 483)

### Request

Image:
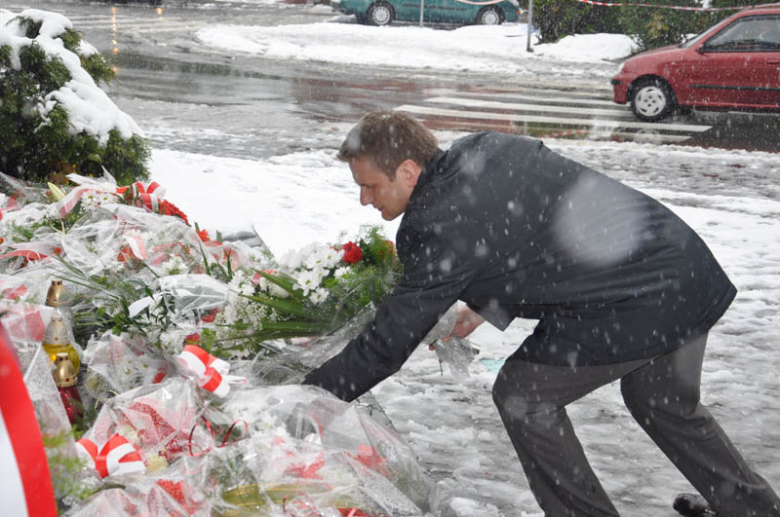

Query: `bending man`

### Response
(304, 110, 780, 517)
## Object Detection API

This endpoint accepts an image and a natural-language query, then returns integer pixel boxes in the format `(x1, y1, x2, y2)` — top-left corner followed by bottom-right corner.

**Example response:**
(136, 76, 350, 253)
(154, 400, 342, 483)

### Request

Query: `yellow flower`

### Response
(47, 182, 67, 202)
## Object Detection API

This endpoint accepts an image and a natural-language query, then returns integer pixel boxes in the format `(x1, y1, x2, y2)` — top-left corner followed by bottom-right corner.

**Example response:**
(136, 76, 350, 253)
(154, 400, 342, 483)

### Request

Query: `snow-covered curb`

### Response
(195, 21, 637, 75)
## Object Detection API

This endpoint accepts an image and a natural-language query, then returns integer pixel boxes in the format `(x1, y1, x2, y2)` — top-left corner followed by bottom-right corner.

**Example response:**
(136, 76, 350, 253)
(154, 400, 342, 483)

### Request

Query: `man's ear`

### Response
(398, 159, 422, 187)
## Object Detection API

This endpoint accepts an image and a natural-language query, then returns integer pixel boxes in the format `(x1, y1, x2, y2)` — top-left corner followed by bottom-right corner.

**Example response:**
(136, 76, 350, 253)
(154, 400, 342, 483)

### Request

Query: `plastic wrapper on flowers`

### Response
(257, 303, 478, 384)
(78, 378, 207, 473)
(2, 169, 450, 516)
(20, 344, 92, 501)
(64, 454, 211, 517)
(216, 385, 434, 516)
(423, 304, 480, 379)
(82, 331, 173, 403)
(64, 486, 194, 517)
(0, 297, 58, 343)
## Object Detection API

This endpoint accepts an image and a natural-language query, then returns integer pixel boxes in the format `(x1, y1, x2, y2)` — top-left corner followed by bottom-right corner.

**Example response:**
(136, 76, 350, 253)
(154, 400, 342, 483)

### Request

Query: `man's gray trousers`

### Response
(492, 333, 780, 517)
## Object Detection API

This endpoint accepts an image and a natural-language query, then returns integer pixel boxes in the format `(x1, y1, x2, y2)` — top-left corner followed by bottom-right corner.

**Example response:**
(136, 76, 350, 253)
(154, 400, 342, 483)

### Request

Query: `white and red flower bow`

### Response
(116, 181, 166, 213)
(55, 177, 167, 218)
(75, 433, 146, 479)
(176, 345, 244, 398)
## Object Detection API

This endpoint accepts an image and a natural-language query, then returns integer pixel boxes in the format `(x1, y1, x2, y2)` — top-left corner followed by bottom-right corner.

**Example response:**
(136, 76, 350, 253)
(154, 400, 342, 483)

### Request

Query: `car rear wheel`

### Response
(631, 78, 674, 122)
(476, 6, 503, 25)
(367, 2, 395, 26)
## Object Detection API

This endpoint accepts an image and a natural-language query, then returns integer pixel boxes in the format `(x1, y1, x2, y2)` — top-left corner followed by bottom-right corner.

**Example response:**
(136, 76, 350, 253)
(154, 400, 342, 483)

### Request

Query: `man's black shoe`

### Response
(673, 493, 720, 516)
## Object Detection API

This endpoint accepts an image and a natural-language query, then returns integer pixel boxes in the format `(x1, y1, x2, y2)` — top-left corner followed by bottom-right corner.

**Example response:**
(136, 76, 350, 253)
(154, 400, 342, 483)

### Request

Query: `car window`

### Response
(703, 15, 780, 52)
(680, 23, 722, 48)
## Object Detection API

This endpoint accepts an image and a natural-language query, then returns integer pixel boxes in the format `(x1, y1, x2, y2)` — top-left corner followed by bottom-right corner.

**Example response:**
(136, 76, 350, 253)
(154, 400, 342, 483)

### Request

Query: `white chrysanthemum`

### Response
(294, 269, 323, 296)
(303, 244, 340, 270)
(323, 247, 344, 268)
(309, 287, 329, 305)
(160, 255, 187, 276)
(80, 189, 119, 212)
(334, 267, 350, 279)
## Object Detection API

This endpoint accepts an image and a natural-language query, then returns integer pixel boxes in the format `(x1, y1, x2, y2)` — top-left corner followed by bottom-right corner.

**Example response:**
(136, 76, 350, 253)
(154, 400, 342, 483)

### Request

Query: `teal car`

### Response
(332, 0, 520, 26)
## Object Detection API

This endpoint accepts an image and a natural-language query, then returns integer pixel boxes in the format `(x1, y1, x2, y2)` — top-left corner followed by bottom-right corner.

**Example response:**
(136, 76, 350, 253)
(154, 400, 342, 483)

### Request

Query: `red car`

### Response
(612, 4, 780, 121)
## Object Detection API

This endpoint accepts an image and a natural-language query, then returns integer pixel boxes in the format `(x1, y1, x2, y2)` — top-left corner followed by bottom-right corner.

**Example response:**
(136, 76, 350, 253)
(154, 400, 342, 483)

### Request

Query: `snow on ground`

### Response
(151, 135, 780, 515)
(195, 20, 636, 78)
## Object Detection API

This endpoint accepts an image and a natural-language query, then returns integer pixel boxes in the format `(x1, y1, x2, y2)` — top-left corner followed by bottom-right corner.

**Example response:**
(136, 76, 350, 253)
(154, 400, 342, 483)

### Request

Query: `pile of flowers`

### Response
(208, 225, 401, 358)
(0, 171, 437, 516)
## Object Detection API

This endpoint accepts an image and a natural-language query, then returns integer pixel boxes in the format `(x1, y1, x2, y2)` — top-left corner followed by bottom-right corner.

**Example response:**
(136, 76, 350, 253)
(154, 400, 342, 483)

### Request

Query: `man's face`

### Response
(350, 157, 417, 221)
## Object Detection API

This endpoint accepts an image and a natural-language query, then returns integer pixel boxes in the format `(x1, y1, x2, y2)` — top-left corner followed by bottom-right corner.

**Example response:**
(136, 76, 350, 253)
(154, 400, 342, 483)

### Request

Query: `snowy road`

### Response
(9, 0, 779, 155)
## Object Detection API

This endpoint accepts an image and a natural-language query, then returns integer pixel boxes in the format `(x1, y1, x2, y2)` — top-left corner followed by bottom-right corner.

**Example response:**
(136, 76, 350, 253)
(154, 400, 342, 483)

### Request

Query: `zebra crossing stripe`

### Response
(452, 90, 620, 107)
(425, 96, 636, 118)
(396, 104, 712, 133)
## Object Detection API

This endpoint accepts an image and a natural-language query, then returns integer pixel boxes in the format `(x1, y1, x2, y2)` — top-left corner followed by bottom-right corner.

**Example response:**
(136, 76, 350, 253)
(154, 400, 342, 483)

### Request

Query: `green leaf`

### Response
(254, 270, 303, 300)
(239, 292, 311, 319)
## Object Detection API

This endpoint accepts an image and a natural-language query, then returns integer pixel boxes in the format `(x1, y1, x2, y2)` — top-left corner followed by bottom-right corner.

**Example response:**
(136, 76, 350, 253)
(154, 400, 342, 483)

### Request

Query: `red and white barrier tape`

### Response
(452, 0, 507, 6)
(575, 0, 750, 11)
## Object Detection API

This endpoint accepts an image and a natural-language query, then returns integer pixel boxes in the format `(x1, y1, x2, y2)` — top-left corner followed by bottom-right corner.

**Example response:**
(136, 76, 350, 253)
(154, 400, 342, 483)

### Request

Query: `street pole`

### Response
(419, 0, 424, 27)
(526, 0, 534, 52)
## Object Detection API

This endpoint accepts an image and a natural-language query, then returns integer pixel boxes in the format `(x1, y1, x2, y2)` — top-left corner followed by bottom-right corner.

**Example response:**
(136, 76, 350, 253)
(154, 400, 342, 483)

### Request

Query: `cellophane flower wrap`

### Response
(0, 170, 446, 515)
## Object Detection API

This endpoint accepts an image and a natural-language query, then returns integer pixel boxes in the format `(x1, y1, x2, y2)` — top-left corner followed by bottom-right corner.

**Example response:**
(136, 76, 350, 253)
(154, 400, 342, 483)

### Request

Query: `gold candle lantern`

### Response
(43, 314, 80, 373)
(46, 279, 74, 328)
(53, 353, 84, 424)
(46, 279, 68, 307)
(53, 353, 78, 388)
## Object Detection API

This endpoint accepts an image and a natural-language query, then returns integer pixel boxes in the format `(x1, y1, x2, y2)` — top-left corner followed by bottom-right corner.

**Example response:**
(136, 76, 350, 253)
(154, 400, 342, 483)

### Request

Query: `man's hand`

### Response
(443, 305, 484, 341)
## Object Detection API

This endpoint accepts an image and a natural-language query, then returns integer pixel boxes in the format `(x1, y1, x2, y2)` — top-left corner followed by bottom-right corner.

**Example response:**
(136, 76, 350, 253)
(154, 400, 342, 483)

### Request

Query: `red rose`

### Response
(341, 242, 363, 264)
(200, 308, 219, 324)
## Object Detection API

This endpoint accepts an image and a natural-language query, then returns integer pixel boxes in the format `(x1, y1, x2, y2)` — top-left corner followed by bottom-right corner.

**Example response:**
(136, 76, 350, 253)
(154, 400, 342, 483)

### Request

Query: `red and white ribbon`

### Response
(0, 301, 55, 342)
(56, 180, 167, 218)
(116, 181, 166, 200)
(75, 434, 146, 479)
(123, 233, 149, 261)
(116, 181, 166, 214)
(0, 195, 19, 220)
(56, 185, 120, 218)
(0, 324, 58, 517)
(0, 243, 59, 262)
(176, 345, 243, 398)
(134, 193, 161, 213)
(574, 0, 746, 10)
